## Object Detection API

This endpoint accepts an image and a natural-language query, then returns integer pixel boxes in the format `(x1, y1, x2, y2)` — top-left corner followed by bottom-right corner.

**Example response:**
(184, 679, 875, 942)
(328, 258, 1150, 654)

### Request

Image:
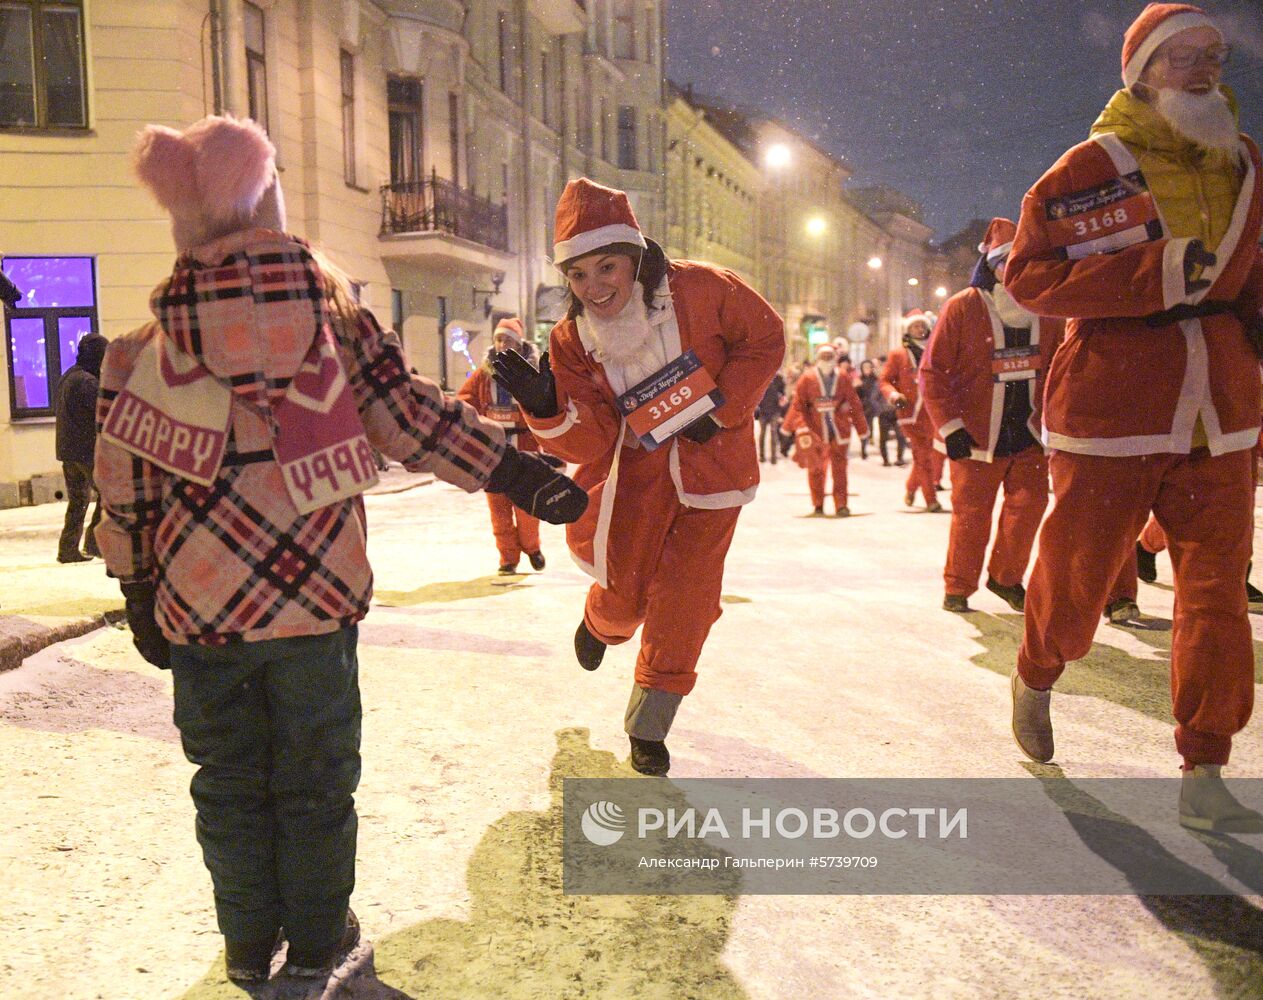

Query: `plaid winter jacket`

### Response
(94, 230, 505, 645)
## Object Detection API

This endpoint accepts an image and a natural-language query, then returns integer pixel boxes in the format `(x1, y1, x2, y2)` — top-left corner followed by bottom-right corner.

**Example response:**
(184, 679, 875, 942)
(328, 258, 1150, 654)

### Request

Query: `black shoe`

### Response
(57, 552, 92, 563)
(527, 550, 546, 571)
(574, 620, 606, 671)
(810, 506, 825, 517)
(225, 930, 283, 985)
(1136, 542, 1157, 584)
(283, 909, 360, 979)
(882, 459, 891, 467)
(1248, 580, 1263, 603)
(498, 562, 519, 575)
(986, 577, 1026, 613)
(629, 736, 670, 776)
(943, 594, 972, 613)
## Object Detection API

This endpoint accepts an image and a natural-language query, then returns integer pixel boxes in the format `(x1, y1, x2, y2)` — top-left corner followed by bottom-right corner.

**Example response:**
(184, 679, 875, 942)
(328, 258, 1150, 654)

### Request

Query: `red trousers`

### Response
(1019, 449, 1255, 765)
(931, 448, 946, 487)
(805, 443, 850, 508)
(584, 461, 741, 697)
(486, 492, 540, 564)
(903, 422, 937, 506)
(944, 446, 1048, 597)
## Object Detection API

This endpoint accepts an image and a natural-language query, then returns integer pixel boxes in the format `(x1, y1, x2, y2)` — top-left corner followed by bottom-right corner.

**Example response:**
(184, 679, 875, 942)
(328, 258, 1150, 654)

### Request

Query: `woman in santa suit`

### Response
(493, 178, 784, 775)
(783, 341, 869, 516)
(457, 317, 548, 575)
(881, 310, 943, 513)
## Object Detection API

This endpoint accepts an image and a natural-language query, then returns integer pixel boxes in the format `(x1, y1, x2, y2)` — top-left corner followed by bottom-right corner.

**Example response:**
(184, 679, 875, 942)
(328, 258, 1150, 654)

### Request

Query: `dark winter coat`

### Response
(55, 334, 108, 465)
(857, 372, 882, 419)
(757, 373, 786, 420)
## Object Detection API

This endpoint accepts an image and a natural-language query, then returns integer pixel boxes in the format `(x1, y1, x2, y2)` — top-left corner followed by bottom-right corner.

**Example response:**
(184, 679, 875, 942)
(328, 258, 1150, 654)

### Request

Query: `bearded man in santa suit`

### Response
(1006, 2, 1263, 831)
(881, 310, 943, 513)
(784, 341, 868, 516)
(494, 179, 784, 775)
(921, 218, 1065, 614)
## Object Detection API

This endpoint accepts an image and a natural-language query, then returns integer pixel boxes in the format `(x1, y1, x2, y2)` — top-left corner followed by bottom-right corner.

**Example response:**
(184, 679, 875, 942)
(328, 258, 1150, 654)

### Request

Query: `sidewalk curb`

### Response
(0, 611, 120, 674)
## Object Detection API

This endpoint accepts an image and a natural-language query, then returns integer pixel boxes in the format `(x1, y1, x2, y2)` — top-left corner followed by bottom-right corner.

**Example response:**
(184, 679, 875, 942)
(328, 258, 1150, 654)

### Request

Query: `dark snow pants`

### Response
(171, 627, 361, 952)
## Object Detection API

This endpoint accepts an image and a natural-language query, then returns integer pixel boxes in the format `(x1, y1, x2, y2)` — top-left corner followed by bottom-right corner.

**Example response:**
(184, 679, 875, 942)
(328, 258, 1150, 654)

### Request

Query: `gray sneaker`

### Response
(1010, 670, 1054, 763)
(1179, 765, 1263, 833)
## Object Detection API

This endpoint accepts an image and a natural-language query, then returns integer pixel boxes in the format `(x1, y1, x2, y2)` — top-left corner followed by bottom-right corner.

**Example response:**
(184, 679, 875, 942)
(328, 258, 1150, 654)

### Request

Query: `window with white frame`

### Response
(0, 0, 87, 129)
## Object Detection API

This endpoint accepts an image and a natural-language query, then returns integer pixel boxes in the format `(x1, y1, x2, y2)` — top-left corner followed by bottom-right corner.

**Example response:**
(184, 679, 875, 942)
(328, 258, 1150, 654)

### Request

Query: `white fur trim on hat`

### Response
(1123, 11, 1219, 88)
(985, 240, 1014, 264)
(553, 224, 647, 269)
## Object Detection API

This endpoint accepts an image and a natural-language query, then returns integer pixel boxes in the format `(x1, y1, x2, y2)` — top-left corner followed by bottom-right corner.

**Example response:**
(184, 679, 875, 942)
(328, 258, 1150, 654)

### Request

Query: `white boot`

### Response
(1178, 765, 1263, 833)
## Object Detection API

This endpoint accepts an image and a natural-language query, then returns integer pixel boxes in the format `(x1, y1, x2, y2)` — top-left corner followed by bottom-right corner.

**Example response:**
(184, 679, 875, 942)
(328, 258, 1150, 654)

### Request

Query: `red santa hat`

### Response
(552, 178, 647, 268)
(493, 317, 525, 344)
(977, 217, 1018, 266)
(901, 309, 933, 333)
(132, 114, 286, 252)
(1121, 3, 1221, 89)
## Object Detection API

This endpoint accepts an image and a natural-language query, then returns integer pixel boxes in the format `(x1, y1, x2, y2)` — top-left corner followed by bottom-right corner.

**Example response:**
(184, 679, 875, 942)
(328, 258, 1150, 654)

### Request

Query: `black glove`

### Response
(538, 453, 567, 470)
(944, 429, 976, 461)
(492, 349, 559, 419)
(486, 446, 588, 524)
(1183, 239, 1216, 296)
(678, 414, 722, 444)
(119, 580, 171, 669)
(890, 392, 909, 411)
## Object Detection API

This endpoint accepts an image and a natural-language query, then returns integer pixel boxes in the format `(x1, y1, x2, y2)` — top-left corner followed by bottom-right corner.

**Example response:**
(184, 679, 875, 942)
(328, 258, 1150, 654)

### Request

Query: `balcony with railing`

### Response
(379, 171, 511, 263)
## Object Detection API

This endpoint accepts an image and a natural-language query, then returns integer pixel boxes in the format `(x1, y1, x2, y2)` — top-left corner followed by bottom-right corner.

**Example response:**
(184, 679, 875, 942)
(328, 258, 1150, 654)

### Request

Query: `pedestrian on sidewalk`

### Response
(756, 369, 786, 464)
(493, 178, 784, 777)
(881, 310, 942, 512)
(1006, 3, 1263, 832)
(458, 317, 556, 575)
(95, 115, 587, 986)
(920, 218, 1065, 614)
(54, 332, 108, 563)
(872, 356, 907, 467)
(784, 342, 868, 517)
(856, 359, 881, 460)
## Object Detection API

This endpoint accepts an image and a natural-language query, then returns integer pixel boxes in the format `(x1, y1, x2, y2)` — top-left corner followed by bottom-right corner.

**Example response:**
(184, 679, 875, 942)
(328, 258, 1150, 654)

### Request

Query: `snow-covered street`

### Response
(2, 451, 1261, 1000)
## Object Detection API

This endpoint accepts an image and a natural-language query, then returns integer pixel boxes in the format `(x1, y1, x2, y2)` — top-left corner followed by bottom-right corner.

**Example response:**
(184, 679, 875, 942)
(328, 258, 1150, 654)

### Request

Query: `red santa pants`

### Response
(944, 446, 1048, 597)
(584, 493, 741, 698)
(1019, 449, 1254, 765)
(805, 442, 850, 508)
(486, 492, 540, 565)
(902, 421, 937, 506)
(931, 448, 947, 488)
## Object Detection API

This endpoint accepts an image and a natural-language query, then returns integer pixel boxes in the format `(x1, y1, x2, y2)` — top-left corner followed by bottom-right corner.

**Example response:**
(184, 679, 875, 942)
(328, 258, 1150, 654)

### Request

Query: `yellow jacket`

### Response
(1090, 87, 1243, 252)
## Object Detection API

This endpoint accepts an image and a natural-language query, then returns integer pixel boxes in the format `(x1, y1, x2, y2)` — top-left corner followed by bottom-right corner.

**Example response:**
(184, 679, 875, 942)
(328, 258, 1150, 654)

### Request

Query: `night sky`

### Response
(665, 0, 1263, 239)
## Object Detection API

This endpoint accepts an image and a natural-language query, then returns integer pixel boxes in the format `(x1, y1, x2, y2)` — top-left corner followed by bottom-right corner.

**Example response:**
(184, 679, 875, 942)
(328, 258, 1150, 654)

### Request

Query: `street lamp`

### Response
(934, 286, 949, 299)
(805, 216, 826, 237)
(765, 143, 792, 169)
(907, 277, 919, 287)
(867, 256, 882, 269)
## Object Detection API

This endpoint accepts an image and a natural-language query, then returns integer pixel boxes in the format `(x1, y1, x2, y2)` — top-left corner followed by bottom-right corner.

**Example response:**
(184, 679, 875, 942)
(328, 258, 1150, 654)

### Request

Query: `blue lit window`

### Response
(2, 256, 98, 418)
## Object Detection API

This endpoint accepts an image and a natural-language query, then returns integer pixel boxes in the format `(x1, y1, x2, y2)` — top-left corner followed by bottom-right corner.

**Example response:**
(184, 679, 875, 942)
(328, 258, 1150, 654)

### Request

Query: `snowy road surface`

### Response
(2, 451, 1261, 999)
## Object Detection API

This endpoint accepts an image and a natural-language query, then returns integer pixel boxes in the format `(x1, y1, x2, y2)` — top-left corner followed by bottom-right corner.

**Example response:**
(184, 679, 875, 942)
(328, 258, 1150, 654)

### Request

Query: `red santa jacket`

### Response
(1007, 131, 1263, 457)
(920, 287, 1065, 462)
(880, 345, 933, 434)
(524, 260, 784, 587)
(783, 366, 869, 447)
(456, 364, 539, 453)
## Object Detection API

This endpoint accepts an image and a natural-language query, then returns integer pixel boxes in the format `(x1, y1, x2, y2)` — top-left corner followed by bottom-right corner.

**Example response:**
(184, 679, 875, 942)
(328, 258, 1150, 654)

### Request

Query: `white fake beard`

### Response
(1154, 87, 1239, 153)
(992, 281, 1034, 329)
(585, 284, 655, 364)
(816, 360, 837, 377)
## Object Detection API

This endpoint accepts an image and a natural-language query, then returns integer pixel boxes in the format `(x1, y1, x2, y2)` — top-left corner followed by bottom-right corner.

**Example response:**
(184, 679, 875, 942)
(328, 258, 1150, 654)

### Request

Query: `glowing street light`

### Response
(934, 286, 949, 299)
(867, 256, 883, 269)
(764, 143, 792, 169)
(907, 277, 919, 287)
(805, 216, 827, 237)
